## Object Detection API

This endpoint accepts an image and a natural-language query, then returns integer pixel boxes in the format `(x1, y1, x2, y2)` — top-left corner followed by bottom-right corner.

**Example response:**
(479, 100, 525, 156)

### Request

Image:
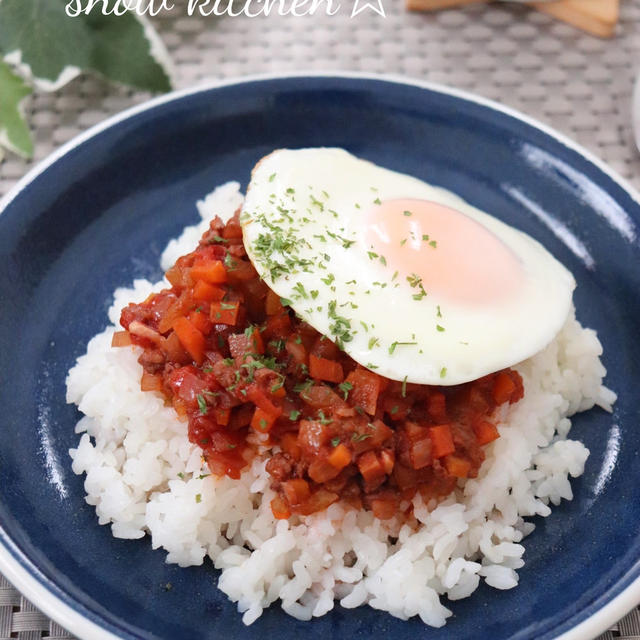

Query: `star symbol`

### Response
(351, 0, 386, 17)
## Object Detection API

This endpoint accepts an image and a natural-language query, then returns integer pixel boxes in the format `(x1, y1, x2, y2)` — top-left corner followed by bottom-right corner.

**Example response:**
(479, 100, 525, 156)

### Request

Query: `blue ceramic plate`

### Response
(1, 73, 639, 640)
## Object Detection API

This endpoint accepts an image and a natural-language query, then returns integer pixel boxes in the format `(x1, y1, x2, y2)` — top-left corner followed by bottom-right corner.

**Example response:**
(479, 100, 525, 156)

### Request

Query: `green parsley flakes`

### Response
(388, 341, 417, 355)
(196, 394, 207, 415)
(338, 381, 353, 399)
(293, 379, 314, 393)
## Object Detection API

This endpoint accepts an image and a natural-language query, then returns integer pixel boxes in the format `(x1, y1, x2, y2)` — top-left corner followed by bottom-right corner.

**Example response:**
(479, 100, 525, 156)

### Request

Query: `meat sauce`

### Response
(116, 211, 524, 521)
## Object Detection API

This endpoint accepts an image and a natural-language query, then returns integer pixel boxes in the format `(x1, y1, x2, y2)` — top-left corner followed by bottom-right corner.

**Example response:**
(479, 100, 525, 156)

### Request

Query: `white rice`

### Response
(66, 182, 616, 627)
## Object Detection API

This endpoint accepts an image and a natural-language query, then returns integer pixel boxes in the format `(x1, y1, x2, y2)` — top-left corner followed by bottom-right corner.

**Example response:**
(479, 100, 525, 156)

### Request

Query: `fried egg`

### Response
(240, 148, 575, 385)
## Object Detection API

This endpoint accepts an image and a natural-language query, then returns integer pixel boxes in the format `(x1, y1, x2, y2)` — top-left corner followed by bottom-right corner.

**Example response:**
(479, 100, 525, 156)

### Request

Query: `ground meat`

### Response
(116, 211, 525, 520)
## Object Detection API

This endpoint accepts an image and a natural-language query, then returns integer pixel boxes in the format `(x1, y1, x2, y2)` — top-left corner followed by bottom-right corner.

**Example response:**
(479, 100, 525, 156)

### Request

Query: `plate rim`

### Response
(1, 70, 638, 640)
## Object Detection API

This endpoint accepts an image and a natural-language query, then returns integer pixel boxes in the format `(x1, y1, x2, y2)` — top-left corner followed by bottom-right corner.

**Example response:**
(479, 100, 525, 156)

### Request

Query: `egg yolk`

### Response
(364, 199, 524, 306)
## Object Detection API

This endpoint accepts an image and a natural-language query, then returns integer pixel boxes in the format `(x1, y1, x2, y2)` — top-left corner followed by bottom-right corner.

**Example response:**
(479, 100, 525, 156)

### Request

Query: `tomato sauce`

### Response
(116, 210, 524, 521)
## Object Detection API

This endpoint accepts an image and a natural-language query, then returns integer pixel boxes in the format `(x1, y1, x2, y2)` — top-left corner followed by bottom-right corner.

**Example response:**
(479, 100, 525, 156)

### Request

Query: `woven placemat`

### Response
(1, 2, 639, 638)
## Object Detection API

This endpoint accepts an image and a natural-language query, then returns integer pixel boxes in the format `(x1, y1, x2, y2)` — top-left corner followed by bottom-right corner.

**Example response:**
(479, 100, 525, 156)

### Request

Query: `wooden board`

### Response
(406, 0, 484, 11)
(406, 0, 619, 38)
(529, 0, 619, 38)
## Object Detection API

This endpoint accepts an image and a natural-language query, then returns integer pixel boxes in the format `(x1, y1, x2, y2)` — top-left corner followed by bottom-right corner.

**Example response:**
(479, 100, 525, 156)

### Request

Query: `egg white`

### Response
(240, 148, 575, 385)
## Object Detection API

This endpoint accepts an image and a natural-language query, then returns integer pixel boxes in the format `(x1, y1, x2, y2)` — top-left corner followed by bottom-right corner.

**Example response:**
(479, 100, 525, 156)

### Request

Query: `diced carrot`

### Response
(473, 420, 500, 446)
(246, 384, 282, 417)
(444, 454, 471, 478)
(251, 407, 278, 433)
(192, 280, 225, 302)
(209, 301, 239, 325)
(188, 309, 211, 334)
(111, 330, 132, 347)
(265, 289, 284, 315)
(270, 495, 291, 519)
(428, 424, 455, 458)
(309, 354, 344, 383)
(357, 451, 385, 482)
(282, 479, 311, 506)
(493, 371, 516, 405)
(140, 372, 163, 392)
(190, 260, 227, 284)
(280, 432, 301, 460)
(172, 316, 206, 365)
(327, 443, 352, 470)
(345, 368, 382, 415)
